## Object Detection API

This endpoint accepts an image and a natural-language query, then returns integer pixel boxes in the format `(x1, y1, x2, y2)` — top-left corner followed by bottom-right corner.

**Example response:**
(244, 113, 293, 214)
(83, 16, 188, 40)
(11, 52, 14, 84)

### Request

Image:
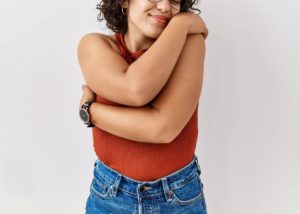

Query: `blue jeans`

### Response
(85, 155, 207, 214)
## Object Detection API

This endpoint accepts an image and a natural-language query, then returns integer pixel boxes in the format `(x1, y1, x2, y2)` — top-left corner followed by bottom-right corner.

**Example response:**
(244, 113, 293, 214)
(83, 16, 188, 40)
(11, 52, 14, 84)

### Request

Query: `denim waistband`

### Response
(92, 155, 202, 202)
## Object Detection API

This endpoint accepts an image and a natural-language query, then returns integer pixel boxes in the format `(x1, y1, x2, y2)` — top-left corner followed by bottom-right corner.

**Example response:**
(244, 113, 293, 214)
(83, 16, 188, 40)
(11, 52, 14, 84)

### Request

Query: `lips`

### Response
(151, 15, 169, 21)
(149, 14, 170, 24)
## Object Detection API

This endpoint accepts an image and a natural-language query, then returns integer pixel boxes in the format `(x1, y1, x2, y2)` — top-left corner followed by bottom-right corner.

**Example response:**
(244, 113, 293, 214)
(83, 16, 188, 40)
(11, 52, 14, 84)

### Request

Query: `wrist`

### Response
(88, 102, 97, 126)
(79, 100, 96, 128)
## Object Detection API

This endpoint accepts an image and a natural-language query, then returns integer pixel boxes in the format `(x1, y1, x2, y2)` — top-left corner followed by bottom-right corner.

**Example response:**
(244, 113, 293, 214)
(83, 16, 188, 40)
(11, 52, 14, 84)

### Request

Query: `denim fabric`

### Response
(85, 155, 207, 214)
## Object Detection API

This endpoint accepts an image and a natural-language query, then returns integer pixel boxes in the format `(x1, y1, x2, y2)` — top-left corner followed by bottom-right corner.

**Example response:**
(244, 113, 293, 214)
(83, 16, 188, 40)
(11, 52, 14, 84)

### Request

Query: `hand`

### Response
(79, 84, 96, 109)
(172, 12, 208, 38)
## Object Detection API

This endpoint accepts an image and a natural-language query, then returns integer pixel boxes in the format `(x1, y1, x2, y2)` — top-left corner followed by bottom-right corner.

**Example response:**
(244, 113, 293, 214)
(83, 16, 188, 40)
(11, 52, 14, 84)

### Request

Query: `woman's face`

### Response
(123, 0, 181, 38)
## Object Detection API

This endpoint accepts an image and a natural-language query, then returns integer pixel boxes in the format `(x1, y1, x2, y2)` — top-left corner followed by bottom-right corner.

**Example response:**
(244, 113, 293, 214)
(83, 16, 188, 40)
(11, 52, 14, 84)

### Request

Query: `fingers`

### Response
(81, 84, 88, 91)
(80, 84, 96, 102)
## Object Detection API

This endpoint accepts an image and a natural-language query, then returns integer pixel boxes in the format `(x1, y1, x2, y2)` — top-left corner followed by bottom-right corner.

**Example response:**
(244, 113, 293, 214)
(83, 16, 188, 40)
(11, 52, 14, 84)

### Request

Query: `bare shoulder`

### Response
(78, 32, 120, 54)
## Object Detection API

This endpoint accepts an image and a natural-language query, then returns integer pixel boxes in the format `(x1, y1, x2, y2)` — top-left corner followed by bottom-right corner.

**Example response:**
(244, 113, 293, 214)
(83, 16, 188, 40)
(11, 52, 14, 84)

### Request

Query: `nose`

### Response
(156, 0, 171, 12)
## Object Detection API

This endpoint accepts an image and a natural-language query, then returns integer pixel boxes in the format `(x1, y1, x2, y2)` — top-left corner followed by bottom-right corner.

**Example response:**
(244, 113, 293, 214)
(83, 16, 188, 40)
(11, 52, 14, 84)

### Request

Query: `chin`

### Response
(146, 33, 160, 40)
(143, 29, 163, 39)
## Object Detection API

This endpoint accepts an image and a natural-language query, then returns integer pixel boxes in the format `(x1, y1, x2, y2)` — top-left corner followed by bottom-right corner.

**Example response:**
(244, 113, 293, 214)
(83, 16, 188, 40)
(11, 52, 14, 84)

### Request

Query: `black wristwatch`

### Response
(79, 100, 95, 127)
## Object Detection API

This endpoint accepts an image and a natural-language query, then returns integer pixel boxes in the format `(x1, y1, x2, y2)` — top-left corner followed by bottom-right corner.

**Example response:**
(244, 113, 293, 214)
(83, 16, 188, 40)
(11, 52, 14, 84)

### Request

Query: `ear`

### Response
(121, 0, 129, 8)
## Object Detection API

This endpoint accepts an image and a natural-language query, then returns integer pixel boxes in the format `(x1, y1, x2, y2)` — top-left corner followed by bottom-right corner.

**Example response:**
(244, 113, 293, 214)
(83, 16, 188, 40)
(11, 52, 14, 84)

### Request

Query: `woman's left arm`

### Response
(80, 33, 206, 144)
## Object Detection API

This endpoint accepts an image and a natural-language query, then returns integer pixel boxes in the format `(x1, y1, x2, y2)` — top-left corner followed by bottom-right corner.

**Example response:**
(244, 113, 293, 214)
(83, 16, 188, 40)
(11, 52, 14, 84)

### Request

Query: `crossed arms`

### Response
(77, 18, 207, 144)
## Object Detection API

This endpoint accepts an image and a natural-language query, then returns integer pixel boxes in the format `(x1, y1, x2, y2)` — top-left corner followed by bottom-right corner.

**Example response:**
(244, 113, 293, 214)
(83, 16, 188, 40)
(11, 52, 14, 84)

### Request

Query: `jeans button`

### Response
(139, 186, 145, 192)
(139, 186, 151, 192)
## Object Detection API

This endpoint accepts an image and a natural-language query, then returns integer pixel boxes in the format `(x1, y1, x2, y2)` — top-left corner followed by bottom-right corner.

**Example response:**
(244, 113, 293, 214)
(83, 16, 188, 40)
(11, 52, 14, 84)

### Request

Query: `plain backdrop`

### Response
(0, 0, 299, 213)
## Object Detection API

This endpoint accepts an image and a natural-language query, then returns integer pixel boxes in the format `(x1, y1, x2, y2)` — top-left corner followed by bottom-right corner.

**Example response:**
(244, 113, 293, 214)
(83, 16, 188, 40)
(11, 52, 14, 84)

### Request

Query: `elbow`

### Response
(160, 129, 177, 144)
(159, 118, 182, 144)
(130, 90, 145, 107)
(152, 117, 176, 144)
(130, 85, 150, 107)
(126, 67, 152, 107)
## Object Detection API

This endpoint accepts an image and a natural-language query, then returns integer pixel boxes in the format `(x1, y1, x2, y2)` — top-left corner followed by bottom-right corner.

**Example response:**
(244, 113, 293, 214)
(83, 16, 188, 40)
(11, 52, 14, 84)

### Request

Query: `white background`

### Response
(0, 0, 299, 213)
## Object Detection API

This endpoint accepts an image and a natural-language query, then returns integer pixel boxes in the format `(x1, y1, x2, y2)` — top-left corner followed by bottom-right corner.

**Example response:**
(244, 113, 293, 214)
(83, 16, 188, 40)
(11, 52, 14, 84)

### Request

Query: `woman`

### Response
(78, 0, 209, 212)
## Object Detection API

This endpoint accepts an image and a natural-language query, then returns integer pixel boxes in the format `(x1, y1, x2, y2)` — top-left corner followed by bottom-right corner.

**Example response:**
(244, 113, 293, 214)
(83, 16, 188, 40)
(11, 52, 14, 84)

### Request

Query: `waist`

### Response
(93, 129, 197, 181)
(92, 154, 202, 196)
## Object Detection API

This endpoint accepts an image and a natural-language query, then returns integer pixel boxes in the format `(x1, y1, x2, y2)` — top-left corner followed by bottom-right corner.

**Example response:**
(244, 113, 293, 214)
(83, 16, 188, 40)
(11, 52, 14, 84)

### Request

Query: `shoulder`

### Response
(78, 32, 120, 54)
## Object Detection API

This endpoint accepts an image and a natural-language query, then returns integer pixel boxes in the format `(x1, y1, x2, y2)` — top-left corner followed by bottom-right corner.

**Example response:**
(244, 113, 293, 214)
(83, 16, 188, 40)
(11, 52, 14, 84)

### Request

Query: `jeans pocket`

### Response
(170, 173, 204, 206)
(89, 167, 114, 199)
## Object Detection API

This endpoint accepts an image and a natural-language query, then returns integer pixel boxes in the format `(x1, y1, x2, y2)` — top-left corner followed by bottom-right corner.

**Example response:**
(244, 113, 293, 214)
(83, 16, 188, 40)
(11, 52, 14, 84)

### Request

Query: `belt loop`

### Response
(195, 155, 201, 175)
(93, 159, 99, 167)
(110, 173, 122, 197)
(161, 177, 173, 203)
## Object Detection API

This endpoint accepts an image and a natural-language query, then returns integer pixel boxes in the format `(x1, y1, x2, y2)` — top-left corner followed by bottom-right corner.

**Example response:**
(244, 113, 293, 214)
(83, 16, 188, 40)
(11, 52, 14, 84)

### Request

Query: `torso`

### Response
(91, 32, 199, 181)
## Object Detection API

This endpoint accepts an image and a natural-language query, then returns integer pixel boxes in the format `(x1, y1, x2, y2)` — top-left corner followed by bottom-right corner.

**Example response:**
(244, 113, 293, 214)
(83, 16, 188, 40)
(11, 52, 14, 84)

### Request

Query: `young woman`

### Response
(78, 0, 208, 213)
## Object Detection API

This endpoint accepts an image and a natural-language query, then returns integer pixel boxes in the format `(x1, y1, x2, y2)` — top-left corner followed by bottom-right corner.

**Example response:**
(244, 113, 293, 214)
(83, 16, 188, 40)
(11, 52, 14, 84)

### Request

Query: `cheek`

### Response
(128, 7, 150, 22)
(172, 9, 181, 16)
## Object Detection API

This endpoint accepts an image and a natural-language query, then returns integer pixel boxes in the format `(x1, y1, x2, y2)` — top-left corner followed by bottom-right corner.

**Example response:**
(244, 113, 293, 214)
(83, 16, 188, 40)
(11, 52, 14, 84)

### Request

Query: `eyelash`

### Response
(171, 0, 181, 3)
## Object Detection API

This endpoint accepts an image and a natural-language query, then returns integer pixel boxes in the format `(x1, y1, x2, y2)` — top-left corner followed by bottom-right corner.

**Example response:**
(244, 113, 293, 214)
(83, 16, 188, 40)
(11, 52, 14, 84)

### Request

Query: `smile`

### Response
(149, 15, 168, 25)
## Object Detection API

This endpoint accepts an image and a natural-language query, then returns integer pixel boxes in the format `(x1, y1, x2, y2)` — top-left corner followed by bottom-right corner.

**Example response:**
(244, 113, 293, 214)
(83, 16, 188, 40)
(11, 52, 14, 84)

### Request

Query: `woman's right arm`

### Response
(77, 12, 208, 106)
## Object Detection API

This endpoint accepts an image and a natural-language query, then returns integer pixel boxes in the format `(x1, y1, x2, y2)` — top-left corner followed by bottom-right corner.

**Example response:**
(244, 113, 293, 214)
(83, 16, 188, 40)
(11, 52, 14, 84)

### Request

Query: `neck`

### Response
(124, 27, 155, 53)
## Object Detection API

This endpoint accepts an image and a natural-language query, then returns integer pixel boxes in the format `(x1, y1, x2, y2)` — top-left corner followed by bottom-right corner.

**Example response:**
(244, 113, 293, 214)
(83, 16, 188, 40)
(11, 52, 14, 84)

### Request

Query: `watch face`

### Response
(79, 109, 89, 123)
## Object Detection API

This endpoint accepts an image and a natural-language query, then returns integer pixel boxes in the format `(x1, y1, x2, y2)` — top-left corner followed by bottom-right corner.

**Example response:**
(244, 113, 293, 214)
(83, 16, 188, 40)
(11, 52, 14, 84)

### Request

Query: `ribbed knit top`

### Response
(92, 33, 199, 181)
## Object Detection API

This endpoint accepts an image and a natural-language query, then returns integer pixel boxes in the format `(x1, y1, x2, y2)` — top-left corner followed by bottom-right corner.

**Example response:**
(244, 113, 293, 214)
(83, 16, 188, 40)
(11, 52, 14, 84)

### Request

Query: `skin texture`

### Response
(79, 0, 207, 144)
(78, 17, 190, 106)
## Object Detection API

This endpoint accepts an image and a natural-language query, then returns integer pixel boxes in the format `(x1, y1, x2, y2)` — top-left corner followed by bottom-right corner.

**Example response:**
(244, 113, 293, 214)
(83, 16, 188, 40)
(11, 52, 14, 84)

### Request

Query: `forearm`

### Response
(89, 103, 167, 144)
(127, 18, 188, 105)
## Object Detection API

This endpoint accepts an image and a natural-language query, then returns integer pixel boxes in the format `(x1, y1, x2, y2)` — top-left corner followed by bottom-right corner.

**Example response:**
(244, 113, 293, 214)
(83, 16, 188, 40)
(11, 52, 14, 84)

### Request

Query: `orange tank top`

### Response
(92, 33, 199, 181)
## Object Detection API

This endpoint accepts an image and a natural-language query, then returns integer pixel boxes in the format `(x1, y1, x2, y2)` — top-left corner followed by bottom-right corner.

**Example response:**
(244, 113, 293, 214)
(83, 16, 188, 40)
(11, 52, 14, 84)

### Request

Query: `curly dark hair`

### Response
(96, 0, 201, 34)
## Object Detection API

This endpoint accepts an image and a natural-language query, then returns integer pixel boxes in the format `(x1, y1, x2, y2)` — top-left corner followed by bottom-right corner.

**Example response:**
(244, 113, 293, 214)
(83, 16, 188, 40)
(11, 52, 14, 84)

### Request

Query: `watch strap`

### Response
(81, 100, 95, 127)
